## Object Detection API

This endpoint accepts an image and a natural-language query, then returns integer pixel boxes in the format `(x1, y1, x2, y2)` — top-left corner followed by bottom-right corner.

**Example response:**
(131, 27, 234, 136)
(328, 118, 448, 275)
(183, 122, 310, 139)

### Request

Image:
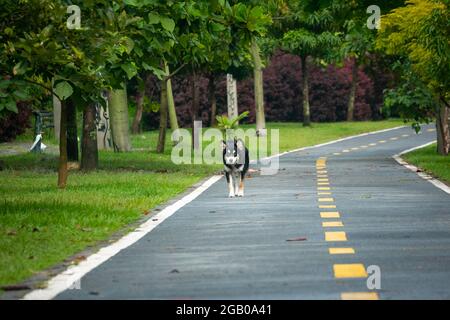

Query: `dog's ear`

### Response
(236, 138, 245, 151)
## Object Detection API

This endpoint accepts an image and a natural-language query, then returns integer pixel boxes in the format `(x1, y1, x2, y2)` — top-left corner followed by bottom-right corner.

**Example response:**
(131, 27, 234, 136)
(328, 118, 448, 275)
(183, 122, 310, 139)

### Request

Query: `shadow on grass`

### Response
(0, 151, 221, 175)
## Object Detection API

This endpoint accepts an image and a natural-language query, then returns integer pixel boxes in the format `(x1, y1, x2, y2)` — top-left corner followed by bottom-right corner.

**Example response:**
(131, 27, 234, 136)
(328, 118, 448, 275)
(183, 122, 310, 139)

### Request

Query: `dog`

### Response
(222, 138, 249, 197)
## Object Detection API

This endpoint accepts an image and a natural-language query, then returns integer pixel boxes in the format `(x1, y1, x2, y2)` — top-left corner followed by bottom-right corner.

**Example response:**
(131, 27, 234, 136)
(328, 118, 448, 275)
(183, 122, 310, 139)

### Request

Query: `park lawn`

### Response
(402, 143, 450, 184)
(130, 119, 405, 154)
(0, 119, 405, 290)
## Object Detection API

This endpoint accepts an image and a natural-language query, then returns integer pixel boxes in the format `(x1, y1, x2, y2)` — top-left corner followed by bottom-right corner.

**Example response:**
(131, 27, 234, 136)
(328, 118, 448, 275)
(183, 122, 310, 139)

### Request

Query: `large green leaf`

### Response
(54, 81, 73, 101)
(0, 98, 18, 113)
(13, 62, 27, 76)
(121, 63, 138, 79)
(160, 17, 175, 32)
(148, 12, 160, 24)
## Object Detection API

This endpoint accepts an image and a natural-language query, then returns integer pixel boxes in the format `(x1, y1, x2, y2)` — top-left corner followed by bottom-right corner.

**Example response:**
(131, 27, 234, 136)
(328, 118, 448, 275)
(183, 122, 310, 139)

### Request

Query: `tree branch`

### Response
(163, 63, 187, 81)
(23, 78, 62, 102)
(440, 95, 450, 109)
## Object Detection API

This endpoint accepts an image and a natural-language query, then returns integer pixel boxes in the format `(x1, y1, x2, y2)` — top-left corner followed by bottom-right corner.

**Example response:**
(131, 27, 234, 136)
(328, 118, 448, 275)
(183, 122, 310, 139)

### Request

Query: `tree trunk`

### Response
(108, 85, 131, 152)
(58, 100, 68, 189)
(347, 58, 359, 121)
(208, 74, 217, 127)
(251, 38, 266, 136)
(301, 55, 311, 126)
(81, 103, 98, 171)
(66, 98, 79, 162)
(53, 92, 61, 141)
(156, 78, 168, 153)
(191, 70, 201, 150)
(166, 63, 179, 131)
(436, 102, 449, 156)
(131, 91, 144, 134)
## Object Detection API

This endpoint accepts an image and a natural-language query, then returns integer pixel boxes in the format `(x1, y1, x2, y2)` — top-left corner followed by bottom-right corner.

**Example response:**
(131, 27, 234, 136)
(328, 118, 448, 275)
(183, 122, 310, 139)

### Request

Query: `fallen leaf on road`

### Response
(72, 256, 87, 265)
(286, 237, 307, 242)
(170, 269, 180, 274)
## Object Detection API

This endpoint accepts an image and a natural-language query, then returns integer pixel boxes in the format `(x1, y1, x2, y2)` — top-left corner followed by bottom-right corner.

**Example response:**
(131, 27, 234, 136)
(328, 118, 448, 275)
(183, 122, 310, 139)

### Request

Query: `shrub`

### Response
(0, 102, 32, 142)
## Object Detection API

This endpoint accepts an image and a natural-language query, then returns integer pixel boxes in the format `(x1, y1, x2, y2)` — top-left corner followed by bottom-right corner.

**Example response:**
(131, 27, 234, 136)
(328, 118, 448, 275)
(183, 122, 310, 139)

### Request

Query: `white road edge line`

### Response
(393, 141, 450, 195)
(23, 124, 408, 300)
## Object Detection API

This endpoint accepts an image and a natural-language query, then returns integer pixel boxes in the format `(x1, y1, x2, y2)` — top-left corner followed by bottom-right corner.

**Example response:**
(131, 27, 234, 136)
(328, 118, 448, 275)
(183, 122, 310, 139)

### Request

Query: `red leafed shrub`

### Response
(143, 51, 378, 129)
(309, 59, 373, 122)
(0, 102, 32, 142)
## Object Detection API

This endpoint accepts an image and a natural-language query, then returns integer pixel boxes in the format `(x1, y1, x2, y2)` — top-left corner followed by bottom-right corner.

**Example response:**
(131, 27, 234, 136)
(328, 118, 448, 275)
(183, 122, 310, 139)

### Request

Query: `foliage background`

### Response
(141, 51, 388, 130)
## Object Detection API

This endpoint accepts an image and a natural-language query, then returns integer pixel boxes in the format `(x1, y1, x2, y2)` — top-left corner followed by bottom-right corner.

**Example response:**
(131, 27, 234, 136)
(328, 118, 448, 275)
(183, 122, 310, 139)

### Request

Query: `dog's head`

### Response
(222, 138, 245, 165)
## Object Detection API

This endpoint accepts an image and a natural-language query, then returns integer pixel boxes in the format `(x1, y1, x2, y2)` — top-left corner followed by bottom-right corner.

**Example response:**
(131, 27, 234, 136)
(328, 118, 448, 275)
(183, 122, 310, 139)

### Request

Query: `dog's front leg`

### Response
(233, 172, 240, 197)
(237, 172, 244, 197)
(226, 172, 234, 198)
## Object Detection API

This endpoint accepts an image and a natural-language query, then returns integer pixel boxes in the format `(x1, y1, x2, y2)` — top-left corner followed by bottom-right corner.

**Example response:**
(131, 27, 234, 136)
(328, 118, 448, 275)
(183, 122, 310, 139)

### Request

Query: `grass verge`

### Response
(402, 143, 450, 184)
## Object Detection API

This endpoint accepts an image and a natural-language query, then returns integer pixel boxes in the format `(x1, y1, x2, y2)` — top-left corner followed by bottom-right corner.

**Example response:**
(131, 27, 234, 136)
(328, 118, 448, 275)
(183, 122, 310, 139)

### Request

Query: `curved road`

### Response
(53, 124, 450, 300)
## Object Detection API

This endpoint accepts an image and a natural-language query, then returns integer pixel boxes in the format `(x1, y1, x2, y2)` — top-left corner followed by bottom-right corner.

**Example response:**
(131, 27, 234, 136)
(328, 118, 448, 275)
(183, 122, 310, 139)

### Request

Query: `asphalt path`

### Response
(55, 124, 450, 300)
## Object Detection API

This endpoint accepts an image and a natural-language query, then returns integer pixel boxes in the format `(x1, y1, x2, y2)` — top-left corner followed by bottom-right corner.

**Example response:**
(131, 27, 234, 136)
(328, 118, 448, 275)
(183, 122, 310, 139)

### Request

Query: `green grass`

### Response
(402, 143, 450, 184)
(0, 119, 405, 289)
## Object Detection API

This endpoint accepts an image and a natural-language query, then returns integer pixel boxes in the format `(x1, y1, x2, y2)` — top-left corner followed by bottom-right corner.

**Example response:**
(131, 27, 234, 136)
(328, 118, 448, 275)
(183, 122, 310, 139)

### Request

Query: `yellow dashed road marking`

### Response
(351, 147, 359, 150)
(342, 150, 350, 153)
(319, 205, 336, 209)
(322, 221, 343, 227)
(402, 134, 409, 137)
(369, 143, 376, 146)
(333, 264, 367, 278)
(427, 128, 435, 132)
(333, 153, 341, 155)
(320, 211, 341, 219)
(378, 140, 386, 143)
(325, 231, 347, 241)
(360, 145, 368, 148)
(320, 212, 340, 218)
(390, 137, 398, 140)
(313, 156, 375, 296)
(341, 292, 379, 300)
(329, 248, 355, 255)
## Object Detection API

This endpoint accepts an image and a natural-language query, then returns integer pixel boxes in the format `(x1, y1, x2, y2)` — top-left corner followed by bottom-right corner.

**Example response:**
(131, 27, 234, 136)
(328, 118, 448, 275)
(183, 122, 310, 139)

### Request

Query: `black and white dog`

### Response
(222, 138, 249, 198)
